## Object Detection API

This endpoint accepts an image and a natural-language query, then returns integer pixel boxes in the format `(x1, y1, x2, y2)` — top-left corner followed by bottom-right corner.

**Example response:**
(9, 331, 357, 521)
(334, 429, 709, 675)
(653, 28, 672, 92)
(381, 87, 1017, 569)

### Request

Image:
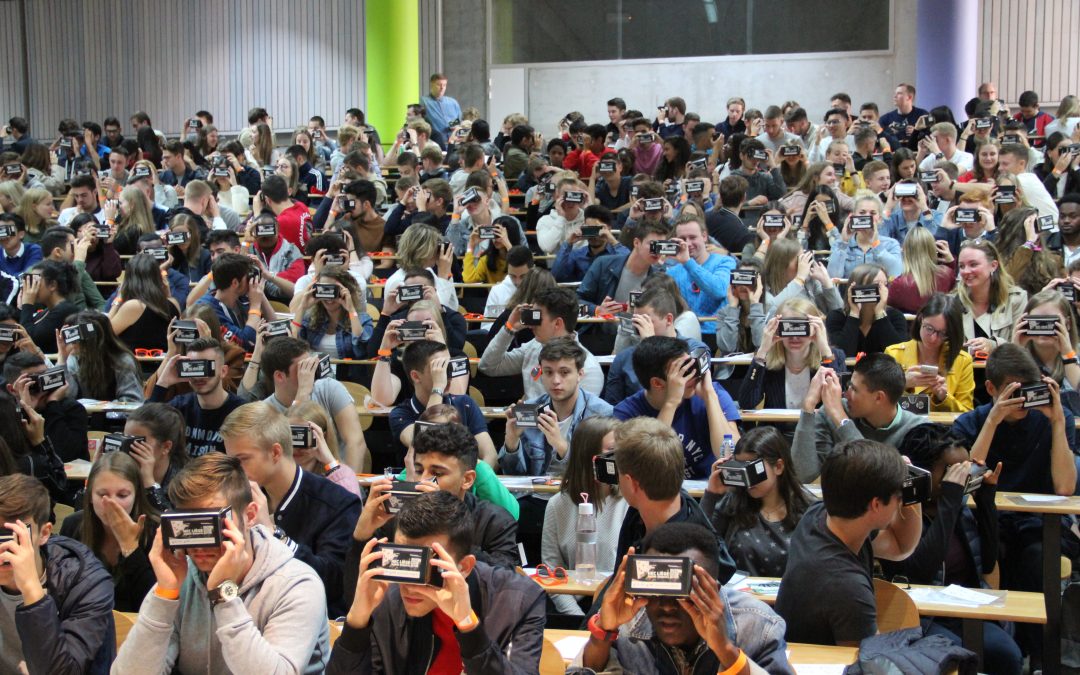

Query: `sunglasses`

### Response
(530, 564, 568, 586)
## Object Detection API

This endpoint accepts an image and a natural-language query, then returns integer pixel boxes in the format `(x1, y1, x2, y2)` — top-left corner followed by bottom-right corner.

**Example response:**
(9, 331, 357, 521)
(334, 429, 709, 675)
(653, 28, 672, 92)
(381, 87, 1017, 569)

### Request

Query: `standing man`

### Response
(878, 83, 929, 145)
(420, 73, 462, 143)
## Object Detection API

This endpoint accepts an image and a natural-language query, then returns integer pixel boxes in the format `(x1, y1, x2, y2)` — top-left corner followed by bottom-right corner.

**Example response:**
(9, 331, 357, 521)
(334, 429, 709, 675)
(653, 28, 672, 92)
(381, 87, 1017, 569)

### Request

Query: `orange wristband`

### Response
(1066, 351, 1077, 360)
(377, 348, 393, 357)
(154, 587, 180, 600)
(248, 309, 262, 316)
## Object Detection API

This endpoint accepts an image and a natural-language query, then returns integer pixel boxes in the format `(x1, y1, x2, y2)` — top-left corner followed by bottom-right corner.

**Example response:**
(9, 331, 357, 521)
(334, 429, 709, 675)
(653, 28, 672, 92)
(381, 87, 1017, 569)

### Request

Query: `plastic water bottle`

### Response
(574, 499, 598, 581)
(720, 434, 736, 460)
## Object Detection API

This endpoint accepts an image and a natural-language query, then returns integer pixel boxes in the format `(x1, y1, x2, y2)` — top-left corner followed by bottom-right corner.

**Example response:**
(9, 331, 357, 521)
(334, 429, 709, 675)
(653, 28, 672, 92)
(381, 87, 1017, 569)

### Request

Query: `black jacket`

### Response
(44, 398, 89, 462)
(18, 438, 70, 508)
(15, 535, 115, 675)
(880, 481, 999, 587)
(271, 465, 363, 618)
(59, 511, 158, 612)
(737, 348, 848, 411)
(706, 207, 756, 253)
(327, 562, 545, 675)
(344, 492, 519, 605)
(824, 308, 908, 357)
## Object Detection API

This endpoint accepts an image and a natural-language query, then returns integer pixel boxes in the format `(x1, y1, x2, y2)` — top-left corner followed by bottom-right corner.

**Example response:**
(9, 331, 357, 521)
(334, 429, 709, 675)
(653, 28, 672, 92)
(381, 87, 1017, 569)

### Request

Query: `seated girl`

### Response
(825, 263, 908, 356)
(287, 400, 362, 496)
(60, 311, 144, 403)
(886, 294, 975, 412)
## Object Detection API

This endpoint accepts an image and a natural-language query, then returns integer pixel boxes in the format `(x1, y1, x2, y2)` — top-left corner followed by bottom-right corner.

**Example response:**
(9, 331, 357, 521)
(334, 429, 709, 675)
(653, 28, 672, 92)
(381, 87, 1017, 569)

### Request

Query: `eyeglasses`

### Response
(919, 323, 948, 340)
(530, 564, 568, 586)
(134, 349, 164, 358)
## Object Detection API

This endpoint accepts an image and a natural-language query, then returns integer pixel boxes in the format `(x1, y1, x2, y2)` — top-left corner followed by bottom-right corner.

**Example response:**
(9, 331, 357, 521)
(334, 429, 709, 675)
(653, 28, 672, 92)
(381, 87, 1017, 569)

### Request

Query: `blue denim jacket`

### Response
(574, 586, 794, 674)
(300, 313, 373, 359)
(497, 389, 613, 476)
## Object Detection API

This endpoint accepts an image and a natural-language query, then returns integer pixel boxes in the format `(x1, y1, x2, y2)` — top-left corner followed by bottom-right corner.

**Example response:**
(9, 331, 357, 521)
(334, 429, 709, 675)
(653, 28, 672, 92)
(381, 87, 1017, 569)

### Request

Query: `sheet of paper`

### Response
(750, 408, 801, 416)
(906, 587, 1003, 608)
(726, 572, 748, 587)
(1019, 494, 1068, 502)
(554, 635, 590, 661)
(941, 584, 999, 605)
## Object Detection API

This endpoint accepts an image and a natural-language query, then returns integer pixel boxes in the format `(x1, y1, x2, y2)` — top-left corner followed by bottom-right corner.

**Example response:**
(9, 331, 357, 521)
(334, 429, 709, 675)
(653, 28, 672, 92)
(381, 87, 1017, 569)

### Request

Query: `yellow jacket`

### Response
(462, 250, 507, 284)
(885, 339, 975, 412)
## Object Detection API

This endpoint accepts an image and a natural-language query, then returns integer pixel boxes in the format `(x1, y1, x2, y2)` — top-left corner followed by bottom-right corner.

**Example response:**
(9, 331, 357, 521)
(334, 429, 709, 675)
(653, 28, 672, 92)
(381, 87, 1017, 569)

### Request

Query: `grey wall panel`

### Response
(0, 1, 25, 117)
(441, 0, 486, 117)
(21, 0, 365, 138)
(979, 0, 1078, 106)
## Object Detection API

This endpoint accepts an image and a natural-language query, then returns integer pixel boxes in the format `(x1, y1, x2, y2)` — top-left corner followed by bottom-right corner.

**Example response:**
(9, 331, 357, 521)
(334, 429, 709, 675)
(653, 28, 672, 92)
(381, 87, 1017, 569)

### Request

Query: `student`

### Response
(18, 259, 80, 354)
(706, 176, 757, 254)
(254, 175, 312, 251)
(149, 336, 245, 457)
(578, 521, 794, 674)
(0, 474, 115, 673)
(60, 452, 159, 612)
(108, 252, 182, 352)
(954, 239, 1027, 355)
(615, 336, 741, 478)
(59, 310, 144, 403)
(1014, 289, 1080, 393)
(825, 263, 908, 355)
(603, 286, 710, 405)
(576, 220, 668, 319)
(776, 438, 921, 646)
(38, 225, 105, 310)
(287, 401, 362, 497)
(113, 453, 330, 673)
(500, 337, 613, 476)
(480, 286, 604, 399)
(665, 214, 736, 341)
(886, 293, 976, 412)
(739, 297, 847, 412)
(383, 224, 459, 311)
(349, 422, 519, 588)
(760, 239, 843, 318)
(791, 353, 929, 482)
(608, 417, 737, 580)
(461, 214, 522, 284)
(879, 180, 939, 243)
(826, 193, 903, 279)
(368, 268, 466, 356)
(221, 401, 362, 619)
(4, 352, 88, 462)
(887, 225, 957, 313)
(482, 245, 533, 328)
(994, 207, 1065, 297)
(718, 257, 766, 357)
(331, 491, 544, 674)
(934, 191, 998, 259)
(886, 424, 1021, 675)
(289, 230, 371, 307)
(541, 417, 627, 616)
(294, 264, 371, 359)
(550, 205, 627, 284)
(194, 252, 276, 352)
(0, 213, 42, 278)
(952, 344, 1076, 580)
(700, 427, 816, 578)
(243, 212, 305, 302)
(122, 402, 188, 513)
(389, 339, 497, 467)
(252, 337, 370, 471)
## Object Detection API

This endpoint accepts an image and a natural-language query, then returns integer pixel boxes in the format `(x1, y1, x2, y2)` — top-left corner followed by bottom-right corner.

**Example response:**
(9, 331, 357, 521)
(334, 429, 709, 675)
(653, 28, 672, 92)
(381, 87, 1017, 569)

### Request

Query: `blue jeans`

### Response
(924, 618, 1023, 675)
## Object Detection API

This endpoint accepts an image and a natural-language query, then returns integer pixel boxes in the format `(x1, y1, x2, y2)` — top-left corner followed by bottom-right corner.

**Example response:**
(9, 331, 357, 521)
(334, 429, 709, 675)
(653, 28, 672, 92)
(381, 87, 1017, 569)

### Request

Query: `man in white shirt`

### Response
(482, 246, 533, 330)
(57, 175, 105, 226)
(917, 123, 974, 174)
(810, 108, 851, 163)
(997, 144, 1060, 220)
(758, 105, 802, 153)
(785, 107, 819, 149)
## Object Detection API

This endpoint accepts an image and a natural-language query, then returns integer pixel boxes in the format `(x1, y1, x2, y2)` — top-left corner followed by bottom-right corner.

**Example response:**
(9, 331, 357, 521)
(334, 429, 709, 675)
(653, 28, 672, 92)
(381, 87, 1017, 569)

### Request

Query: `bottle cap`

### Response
(577, 495, 594, 516)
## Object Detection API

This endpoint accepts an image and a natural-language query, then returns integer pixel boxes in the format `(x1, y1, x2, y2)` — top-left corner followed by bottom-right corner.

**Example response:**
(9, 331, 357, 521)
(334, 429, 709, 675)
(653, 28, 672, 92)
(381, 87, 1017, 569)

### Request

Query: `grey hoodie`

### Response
(111, 525, 329, 675)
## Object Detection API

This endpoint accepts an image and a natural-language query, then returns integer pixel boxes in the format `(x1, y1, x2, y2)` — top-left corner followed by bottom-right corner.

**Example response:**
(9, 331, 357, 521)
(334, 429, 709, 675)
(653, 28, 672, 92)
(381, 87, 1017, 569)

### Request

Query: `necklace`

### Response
(761, 505, 787, 522)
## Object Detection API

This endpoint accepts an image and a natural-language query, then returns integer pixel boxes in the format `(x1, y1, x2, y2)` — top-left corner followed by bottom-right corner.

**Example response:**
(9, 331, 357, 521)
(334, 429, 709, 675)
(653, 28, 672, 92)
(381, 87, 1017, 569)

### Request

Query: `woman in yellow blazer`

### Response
(885, 293, 975, 412)
(462, 215, 523, 283)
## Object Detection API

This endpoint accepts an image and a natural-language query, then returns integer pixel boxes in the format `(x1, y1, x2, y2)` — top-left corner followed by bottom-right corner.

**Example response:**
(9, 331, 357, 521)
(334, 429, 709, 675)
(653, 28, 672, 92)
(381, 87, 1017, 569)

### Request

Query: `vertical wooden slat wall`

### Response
(0, 1, 25, 115)
(18, 0, 366, 137)
(979, 0, 1078, 106)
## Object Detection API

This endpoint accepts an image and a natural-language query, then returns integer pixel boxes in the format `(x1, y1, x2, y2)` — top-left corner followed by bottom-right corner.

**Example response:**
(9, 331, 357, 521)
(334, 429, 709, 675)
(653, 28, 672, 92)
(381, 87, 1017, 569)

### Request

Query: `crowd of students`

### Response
(0, 74, 1078, 674)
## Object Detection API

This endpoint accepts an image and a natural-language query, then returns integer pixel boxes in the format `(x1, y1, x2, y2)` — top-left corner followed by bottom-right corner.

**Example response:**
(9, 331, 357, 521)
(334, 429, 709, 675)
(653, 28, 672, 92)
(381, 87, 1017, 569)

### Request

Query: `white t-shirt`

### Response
(58, 207, 105, 227)
(785, 367, 812, 410)
(1015, 172, 1060, 221)
(384, 267, 459, 311)
(482, 276, 516, 330)
(919, 149, 974, 174)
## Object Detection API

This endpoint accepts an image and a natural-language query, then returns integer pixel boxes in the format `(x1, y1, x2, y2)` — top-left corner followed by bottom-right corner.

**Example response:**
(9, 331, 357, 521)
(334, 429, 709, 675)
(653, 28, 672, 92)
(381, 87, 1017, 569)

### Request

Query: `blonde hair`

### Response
(287, 401, 341, 460)
(1055, 95, 1079, 120)
(765, 297, 826, 371)
(16, 188, 53, 237)
(1023, 290, 1080, 382)
(901, 226, 940, 297)
(762, 238, 801, 296)
(219, 401, 293, 458)
(956, 239, 1014, 310)
(957, 186, 992, 210)
(118, 185, 155, 240)
(338, 124, 361, 147)
(407, 299, 447, 342)
(252, 123, 274, 167)
(277, 155, 300, 196)
(0, 181, 25, 212)
(397, 224, 440, 270)
(852, 190, 884, 215)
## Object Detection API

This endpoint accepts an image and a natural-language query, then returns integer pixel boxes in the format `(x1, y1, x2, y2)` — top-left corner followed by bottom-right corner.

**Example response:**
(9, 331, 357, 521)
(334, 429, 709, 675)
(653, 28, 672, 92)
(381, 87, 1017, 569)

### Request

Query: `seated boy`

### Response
(776, 439, 921, 646)
(0, 474, 114, 674)
(613, 336, 740, 479)
(329, 491, 545, 674)
(113, 453, 330, 673)
(578, 522, 793, 674)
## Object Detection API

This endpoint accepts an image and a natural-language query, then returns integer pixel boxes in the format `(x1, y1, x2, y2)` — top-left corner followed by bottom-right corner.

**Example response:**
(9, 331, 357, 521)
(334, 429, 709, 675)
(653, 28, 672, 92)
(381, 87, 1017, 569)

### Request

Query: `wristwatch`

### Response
(208, 580, 239, 606)
(430, 387, 444, 398)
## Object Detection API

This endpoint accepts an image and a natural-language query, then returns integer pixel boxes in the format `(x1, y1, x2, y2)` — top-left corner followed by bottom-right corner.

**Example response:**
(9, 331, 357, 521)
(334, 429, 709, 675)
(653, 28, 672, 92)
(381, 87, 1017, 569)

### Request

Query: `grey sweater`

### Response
(112, 525, 329, 675)
(791, 401, 929, 482)
(479, 328, 604, 400)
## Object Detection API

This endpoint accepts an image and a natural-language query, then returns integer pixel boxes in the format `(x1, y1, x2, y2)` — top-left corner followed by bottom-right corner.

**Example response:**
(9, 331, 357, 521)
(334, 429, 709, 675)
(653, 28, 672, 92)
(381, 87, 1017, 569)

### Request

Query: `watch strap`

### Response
(587, 613, 619, 643)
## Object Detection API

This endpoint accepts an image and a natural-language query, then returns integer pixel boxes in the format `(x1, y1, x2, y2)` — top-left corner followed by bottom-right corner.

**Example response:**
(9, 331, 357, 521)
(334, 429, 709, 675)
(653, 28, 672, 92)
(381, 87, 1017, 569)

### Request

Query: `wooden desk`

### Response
(543, 629, 858, 667)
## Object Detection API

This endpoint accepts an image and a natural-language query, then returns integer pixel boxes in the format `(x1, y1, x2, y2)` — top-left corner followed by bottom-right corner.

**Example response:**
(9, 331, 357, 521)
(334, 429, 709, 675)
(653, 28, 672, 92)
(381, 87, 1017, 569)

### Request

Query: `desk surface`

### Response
(543, 629, 859, 666)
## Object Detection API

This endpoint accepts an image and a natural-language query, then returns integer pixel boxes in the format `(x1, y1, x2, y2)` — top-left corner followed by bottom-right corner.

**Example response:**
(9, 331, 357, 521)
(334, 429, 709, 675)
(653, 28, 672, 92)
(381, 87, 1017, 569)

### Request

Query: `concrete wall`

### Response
(441, 0, 488, 117)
